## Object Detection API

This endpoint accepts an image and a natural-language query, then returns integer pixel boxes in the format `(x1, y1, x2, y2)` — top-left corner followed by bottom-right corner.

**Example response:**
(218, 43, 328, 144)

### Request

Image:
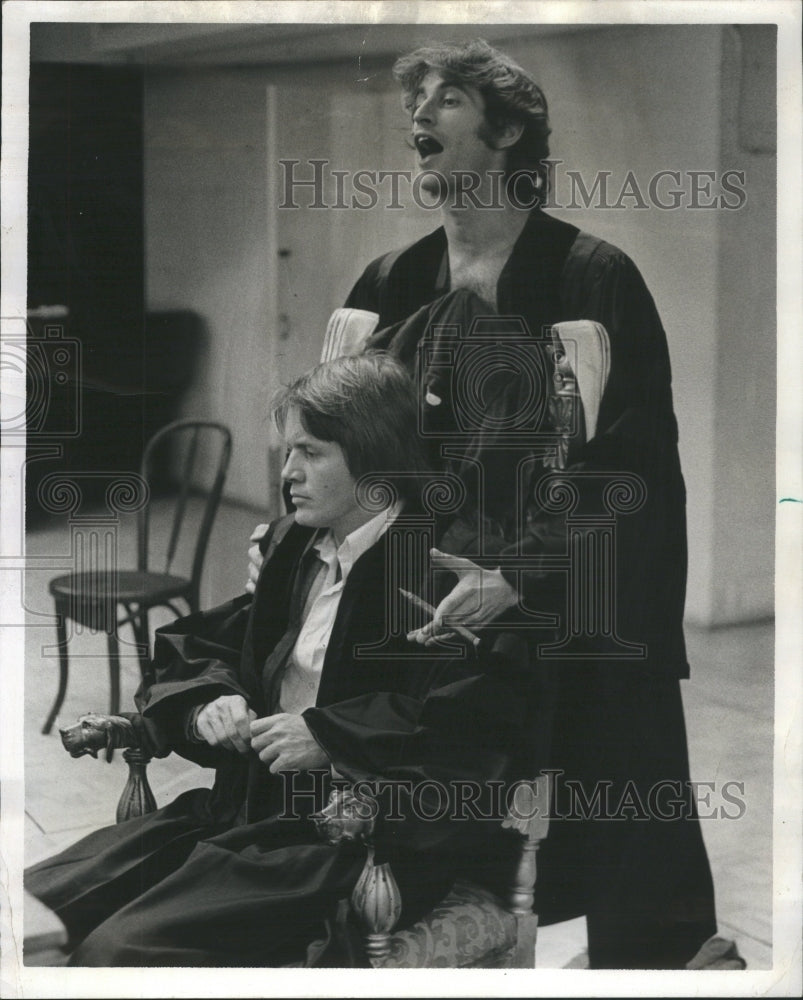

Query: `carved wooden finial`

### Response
(59, 712, 156, 824)
(59, 713, 140, 758)
(350, 845, 402, 966)
(116, 747, 157, 823)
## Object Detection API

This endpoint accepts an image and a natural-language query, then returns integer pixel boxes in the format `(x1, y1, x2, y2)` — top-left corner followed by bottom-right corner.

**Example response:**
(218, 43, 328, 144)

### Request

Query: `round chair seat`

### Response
(49, 570, 192, 608)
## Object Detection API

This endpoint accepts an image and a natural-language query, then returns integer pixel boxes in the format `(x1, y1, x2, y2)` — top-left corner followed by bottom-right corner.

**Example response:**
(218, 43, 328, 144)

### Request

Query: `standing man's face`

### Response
(410, 70, 506, 200)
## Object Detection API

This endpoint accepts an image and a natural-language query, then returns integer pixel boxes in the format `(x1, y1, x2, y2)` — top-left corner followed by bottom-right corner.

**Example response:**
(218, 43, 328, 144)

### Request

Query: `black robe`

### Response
(26, 517, 538, 967)
(345, 210, 718, 968)
(347, 210, 688, 677)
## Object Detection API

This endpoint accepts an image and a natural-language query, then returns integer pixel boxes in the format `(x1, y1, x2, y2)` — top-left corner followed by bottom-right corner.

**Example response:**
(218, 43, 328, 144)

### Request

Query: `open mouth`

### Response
(414, 134, 444, 159)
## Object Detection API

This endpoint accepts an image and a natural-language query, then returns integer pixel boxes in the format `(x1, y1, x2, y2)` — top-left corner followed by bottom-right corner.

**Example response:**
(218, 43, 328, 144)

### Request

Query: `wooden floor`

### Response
(18, 499, 774, 969)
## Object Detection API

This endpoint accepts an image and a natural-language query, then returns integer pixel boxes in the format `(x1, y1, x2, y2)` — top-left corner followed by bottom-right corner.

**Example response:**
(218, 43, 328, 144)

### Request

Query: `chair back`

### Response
(136, 420, 233, 603)
(546, 320, 610, 471)
(320, 308, 379, 362)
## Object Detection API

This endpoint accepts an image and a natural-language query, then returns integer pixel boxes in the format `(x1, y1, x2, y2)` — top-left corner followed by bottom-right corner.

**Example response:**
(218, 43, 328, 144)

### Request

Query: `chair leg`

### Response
(106, 631, 121, 716)
(106, 631, 121, 762)
(513, 912, 539, 968)
(42, 603, 70, 735)
(131, 607, 153, 686)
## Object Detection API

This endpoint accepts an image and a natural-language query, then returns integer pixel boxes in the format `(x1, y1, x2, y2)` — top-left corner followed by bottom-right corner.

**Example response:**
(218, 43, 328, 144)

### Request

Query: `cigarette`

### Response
(399, 589, 481, 648)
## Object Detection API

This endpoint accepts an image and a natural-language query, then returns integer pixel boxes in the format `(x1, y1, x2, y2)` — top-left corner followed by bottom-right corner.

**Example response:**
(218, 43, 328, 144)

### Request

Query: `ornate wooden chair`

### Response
(56, 713, 551, 968)
(43, 420, 233, 736)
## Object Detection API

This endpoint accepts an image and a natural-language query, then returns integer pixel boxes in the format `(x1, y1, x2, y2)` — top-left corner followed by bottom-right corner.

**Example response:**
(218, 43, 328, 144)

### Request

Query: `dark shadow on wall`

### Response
(26, 63, 206, 522)
(25, 309, 207, 524)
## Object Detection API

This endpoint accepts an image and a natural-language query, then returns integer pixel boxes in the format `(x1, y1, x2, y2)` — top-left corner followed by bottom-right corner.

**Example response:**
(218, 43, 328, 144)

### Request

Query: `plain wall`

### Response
(145, 72, 275, 507)
(711, 26, 776, 624)
(143, 24, 776, 625)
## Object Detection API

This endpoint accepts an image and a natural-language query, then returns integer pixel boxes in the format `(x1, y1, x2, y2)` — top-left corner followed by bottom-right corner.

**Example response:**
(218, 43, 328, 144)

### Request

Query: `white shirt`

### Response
(278, 504, 401, 714)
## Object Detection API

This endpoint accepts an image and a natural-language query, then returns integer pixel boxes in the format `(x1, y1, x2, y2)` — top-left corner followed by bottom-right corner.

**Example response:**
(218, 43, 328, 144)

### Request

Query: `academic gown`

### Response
(344, 209, 718, 968)
(25, 517, 538, 967)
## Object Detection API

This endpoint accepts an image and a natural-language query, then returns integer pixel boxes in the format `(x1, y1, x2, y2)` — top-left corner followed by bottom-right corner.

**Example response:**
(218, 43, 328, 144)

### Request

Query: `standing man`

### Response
(250, 39, 742, 969)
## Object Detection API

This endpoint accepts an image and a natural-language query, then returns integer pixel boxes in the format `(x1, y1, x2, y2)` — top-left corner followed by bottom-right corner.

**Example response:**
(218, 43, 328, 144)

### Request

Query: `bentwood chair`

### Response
(43, 420, 232, 736)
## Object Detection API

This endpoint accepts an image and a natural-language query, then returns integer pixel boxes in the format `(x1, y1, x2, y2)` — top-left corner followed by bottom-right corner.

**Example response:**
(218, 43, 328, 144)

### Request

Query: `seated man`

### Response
(26, 353, 536, 967)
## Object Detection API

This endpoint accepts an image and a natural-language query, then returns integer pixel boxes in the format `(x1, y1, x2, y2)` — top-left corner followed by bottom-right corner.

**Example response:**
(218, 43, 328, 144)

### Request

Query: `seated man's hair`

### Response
(393, 38, 552, 201)
(272, 352, 431, 503)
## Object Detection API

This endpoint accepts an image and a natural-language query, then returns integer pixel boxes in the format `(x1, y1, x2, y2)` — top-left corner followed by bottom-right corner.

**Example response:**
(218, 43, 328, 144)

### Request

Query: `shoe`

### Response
(685, 934, 747, 970)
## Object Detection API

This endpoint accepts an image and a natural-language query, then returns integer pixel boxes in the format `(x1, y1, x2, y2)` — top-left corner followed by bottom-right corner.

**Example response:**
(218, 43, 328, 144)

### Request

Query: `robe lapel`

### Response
(497, 209, 579, 335)
(314, 538, 386, 707)
(259, 530, 326, 711)
(378, 227, 448, 326)
(240, 523, 316, 713)
(242, 527, 326, 824)
(315, 521, 431, 707)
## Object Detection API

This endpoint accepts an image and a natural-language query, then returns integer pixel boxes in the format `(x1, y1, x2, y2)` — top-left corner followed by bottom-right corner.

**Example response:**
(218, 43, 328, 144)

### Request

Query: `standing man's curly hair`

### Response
(393, 38, 552, 202)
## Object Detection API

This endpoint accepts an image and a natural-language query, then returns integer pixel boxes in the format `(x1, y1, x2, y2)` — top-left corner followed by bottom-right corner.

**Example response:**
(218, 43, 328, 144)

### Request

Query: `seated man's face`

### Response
(281, 407, 370, 543)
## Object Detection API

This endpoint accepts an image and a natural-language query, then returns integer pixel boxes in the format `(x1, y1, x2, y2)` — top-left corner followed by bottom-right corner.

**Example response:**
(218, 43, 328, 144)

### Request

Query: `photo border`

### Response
(2, 2, 800, 997)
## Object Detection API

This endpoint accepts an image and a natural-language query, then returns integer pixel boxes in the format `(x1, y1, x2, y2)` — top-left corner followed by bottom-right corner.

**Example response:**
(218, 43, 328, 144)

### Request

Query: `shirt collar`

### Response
(313, 502, 402, 583)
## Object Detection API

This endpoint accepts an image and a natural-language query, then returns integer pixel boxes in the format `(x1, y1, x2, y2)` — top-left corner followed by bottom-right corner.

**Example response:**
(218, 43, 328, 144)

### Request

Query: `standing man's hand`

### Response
(250, 714, 329, 773)
(246, 523, 270, 594)
(195, 694, 256, 754)
(407, 548, 518, 646)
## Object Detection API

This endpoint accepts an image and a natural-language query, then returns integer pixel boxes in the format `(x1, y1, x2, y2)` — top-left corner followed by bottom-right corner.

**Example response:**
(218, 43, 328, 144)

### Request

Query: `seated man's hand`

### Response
(245, 523, 270, 594)
(407, 547, 518, 646)
(195, 694, 256, 754)
(250, 713, 329, 773)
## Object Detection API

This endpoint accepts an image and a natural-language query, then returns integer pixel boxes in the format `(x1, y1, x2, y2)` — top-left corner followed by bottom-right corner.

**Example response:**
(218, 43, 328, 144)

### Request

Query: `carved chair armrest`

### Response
(59, 713, 156, 823)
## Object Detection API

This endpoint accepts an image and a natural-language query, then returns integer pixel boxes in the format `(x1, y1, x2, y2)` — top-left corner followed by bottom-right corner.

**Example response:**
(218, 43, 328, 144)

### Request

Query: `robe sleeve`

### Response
(133, 594, 254, 763)
(302, 634, 538, 851)
(501, 244, 689, 668)
(559, 240, 679, 467)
